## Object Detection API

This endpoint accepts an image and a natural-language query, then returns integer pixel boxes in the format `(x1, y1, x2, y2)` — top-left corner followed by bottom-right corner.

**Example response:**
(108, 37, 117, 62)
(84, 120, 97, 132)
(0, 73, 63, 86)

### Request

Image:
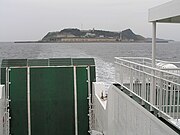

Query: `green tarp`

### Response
(1, 58, 96, 135)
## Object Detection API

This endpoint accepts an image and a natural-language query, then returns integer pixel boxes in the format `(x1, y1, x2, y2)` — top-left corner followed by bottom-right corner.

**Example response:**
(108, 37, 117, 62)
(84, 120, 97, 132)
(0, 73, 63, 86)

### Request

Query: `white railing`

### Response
(0, 85, 6, 135)
(115, 57, 180, 122)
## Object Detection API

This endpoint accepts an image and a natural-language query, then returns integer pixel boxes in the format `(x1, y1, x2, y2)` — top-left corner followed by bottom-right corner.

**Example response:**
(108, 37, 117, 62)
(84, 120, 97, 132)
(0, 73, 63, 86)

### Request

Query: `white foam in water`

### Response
(95, 57, 115, 89)
(36, 45, 115, 89)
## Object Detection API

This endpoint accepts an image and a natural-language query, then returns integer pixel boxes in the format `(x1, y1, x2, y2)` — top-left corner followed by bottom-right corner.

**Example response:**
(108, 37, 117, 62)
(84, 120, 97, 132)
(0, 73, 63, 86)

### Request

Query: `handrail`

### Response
(115, 57, 180, 128)
(115, 62, 180, 87)
(115, 57, 180, 77)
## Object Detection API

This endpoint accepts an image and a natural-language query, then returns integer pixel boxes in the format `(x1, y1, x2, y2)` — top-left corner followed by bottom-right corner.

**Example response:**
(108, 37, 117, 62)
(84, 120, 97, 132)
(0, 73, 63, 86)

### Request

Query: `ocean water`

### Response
(0, 42, 179, 87)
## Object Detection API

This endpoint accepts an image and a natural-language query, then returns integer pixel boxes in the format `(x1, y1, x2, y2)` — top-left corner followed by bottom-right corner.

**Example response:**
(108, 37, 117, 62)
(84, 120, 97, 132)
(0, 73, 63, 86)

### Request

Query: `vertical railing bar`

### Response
(87, 66, 92, 133)
(169, 82, 173, 116)
(7, 68, 10, 135)
(164, 81, 166, 111)
(146, 75, 148, 102)
(120, 63, 123, 86)
(132, 66, 134, 93)
(157, 82, 159, 109)
(130, 66, 133, 96)
(136, 68, 138, 94)
(142, 72, 146, 100)
(148, 76, 151, 102)
(5, 68, 9, 100)
(161, 79, 165, 112)
(154, 71, 157, 108)
(27, 67, 31, 135)
(5, 67, 10, 135)
(137, 66, 139, 95)
(157, 76, 160, 109)
(150, 69, 155, 111)
(139, 66, 141, 96)
(165, 81, 169, 114)
(145, 74, 147, 101)
(176, 86, 180, 121)
(73, 66, 78, 135)
(138, 66, 139, 95)
(147, 75, 149, 102)
(162, 87, 164, 112)
(173, 84, 176, 119)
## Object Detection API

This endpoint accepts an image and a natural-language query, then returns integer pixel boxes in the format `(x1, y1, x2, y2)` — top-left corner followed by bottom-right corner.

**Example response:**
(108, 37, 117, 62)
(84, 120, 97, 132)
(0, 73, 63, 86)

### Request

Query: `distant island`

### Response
(15, 28, 172, 43)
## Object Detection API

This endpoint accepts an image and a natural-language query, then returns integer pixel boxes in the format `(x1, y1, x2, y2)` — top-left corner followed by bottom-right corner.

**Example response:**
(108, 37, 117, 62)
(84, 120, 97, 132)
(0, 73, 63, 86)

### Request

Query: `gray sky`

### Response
(0, 0, 179, 41)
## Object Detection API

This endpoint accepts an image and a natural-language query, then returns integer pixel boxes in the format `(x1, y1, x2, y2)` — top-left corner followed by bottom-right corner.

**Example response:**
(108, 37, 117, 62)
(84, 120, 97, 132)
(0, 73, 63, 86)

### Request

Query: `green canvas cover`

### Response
(1, 58, 96, 135)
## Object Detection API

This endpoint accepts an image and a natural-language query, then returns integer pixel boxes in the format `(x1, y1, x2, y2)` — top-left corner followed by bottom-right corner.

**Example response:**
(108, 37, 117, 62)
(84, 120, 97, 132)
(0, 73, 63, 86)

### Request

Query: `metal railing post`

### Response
(177, 86, 180, 121)
(130, 66, 133, 96)
(150, 69, 156, 111)
(159, 72, 163, 114)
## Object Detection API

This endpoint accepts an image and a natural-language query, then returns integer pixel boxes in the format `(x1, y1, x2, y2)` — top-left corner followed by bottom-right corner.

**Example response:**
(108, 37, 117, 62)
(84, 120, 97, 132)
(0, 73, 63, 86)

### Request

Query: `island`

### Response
(15, 28, 172, 43)
(41, 28, 145, 43)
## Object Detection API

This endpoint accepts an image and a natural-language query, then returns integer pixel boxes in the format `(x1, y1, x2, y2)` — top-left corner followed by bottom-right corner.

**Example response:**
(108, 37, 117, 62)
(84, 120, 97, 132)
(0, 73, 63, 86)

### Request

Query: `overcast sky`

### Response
(0, 0, 179, 41)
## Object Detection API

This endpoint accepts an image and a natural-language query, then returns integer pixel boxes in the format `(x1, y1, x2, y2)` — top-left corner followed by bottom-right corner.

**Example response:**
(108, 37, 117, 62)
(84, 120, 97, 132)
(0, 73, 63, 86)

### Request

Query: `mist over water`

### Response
(0, 42, 179, 88)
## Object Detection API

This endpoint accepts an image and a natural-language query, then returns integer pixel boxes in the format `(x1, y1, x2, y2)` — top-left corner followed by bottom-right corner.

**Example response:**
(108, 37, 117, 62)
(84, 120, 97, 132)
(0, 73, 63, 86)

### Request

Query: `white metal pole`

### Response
(152, 21, 156, 67)
(150, 22, 156, 111)
(73, 66, 78, 135)
(27, 67, 31, 135)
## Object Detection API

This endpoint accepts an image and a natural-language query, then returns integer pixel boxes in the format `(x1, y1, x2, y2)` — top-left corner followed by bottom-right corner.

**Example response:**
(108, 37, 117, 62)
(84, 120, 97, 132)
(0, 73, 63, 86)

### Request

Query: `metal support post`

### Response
(150, 22, 156, 111)
(73, 66, 78, 135)
(27, 67, 31, 135)
(152, 21, 156, 68)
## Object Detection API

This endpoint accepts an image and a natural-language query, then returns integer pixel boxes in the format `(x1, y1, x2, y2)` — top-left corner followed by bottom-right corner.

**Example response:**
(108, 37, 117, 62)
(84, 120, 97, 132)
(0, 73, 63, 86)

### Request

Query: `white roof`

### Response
(149, 0, 180, 23)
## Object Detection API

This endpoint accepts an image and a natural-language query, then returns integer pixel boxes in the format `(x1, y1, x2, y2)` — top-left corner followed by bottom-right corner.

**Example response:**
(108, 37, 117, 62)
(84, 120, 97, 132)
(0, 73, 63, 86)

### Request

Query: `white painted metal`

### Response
(0, 85, 5, 135)
(115, 57, 180, 125)
(0, 84, 9, 135)
(177, 86, 180, 120)
(87, 66, 93, 133)
(5, 68, 10, 135)
(149, 0, 180, 23)
(73, 66, 78, 135)
(149, 1, 180, 113)
(27, 67, 31, 135)
(107, 85, 178, 135)
(92, 82, 107, 135)
(91, 130, 103, 135)
(92, 83, 179, 135)
(152, 22, 156, 68)
(151, 22, 156, 111)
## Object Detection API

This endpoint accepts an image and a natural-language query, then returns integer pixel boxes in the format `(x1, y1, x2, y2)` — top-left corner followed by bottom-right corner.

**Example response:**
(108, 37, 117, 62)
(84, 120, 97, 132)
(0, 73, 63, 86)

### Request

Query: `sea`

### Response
(0, 42, 179, 88)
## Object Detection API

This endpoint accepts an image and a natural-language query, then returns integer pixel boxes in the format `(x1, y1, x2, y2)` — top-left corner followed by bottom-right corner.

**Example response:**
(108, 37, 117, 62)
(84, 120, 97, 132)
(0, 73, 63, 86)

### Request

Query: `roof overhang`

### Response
(149, 0, 180, 23)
